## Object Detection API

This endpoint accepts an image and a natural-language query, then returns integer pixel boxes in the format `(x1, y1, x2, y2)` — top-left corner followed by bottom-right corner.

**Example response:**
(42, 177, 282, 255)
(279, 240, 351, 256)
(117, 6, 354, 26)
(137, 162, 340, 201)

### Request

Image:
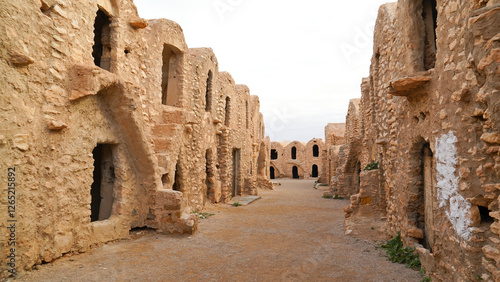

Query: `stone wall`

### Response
(270, 139, 325, 180)
(323, 123, 345, 186)
(330, 0, 500, 280)
(328, 100, 364, 197)
(0, 0, 270, 276)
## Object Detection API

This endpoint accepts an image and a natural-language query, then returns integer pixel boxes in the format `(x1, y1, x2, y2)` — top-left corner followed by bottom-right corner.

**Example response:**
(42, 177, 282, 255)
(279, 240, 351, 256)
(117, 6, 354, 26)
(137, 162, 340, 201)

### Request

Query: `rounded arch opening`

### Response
(311, 164, 318, 178)
(313, 145, 319, 157)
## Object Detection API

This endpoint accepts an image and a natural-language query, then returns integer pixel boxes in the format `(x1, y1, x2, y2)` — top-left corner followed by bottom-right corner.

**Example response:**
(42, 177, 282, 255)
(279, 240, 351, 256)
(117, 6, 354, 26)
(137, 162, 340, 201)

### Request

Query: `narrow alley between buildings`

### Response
(20, 180, 422, 281)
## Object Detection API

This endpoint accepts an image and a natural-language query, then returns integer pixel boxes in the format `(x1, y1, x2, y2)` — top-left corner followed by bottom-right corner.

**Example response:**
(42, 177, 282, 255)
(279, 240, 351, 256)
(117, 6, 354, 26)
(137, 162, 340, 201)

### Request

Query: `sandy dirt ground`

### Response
(18, 179, 423, 281)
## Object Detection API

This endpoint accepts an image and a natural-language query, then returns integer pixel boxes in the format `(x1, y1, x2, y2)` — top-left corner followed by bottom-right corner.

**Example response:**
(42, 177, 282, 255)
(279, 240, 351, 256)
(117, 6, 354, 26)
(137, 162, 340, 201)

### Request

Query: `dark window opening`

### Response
(313, 145, 319, 157)
(479, 206, 494, 225)
(270, 167, 275, 179)
(173, 163, 182, 192)
(232, 149, 240, 197)
(354, 161, 361, 194)
(206, 150, 214, 201)
(93, 9, 111, 71)
(422, 0, 438, 70)
(291, 147, 297, 160)
(271, 149, 278, 160)
(206, 71, 213, 112)
(292, 166, 299, 179)
(91, 144, 115, 222)
(161, 45, 178, 106)
(312, 165, 318, 178)
(225, 97, 231, 126)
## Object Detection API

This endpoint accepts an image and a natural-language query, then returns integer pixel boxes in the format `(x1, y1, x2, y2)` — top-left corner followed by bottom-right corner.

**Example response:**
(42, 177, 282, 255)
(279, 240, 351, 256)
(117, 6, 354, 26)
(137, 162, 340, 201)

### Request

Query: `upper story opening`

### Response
(271, 149, 278, 160)
(205, 70, 213, 112)
(225, 96, 231, 126)
(422, 0, 437, 70)
(313, 145, 319, 157)
(162, 44, 181, 106)
(291, 146, 297, 160)
(93, 9, 111, 71)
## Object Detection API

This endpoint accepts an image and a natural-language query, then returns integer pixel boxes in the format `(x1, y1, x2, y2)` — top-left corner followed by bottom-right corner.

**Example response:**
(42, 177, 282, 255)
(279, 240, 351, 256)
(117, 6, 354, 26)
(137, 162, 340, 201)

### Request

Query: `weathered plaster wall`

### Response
(332, 0, 500, 280)
(323, 123, 345, 186)
(0, 0, 270, 276)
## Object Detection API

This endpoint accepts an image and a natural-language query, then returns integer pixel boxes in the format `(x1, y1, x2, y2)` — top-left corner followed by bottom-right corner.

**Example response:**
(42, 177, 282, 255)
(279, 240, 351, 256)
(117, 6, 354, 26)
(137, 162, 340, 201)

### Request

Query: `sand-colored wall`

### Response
(0, 0, 270, 276)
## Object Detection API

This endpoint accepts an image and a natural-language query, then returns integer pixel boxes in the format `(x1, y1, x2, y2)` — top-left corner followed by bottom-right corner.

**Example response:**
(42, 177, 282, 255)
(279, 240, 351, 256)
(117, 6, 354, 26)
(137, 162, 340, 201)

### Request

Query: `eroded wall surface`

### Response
(0, 0, 270, 276)
(322, 123, 345, 185)
(332, 0, 500, 280)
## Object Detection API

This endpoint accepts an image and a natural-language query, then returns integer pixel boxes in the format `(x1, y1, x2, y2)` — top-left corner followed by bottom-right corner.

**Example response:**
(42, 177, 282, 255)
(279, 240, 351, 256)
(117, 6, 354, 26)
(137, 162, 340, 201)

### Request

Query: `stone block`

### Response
(350, 194, 360, 205)
(10, 51, 34, 66)
(48, 120, 68, 131)
(417, 247, 436, 273)
(387, 73, 432, 96)
(481, 132, 500, 144)
(156, 189, 183, 211)
(408, 227, 424, 239)
(153, 137, 173, 152)
(129, 18, 148, 29)
(483, 245, 500, 262)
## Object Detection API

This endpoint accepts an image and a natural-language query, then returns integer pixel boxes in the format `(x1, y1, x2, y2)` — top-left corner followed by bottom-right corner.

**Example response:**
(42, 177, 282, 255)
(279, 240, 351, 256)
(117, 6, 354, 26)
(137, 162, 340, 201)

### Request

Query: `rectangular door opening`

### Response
(232, 149, 240, 197)
(92, 9, 111, 71)
(91, 144, 115, 222)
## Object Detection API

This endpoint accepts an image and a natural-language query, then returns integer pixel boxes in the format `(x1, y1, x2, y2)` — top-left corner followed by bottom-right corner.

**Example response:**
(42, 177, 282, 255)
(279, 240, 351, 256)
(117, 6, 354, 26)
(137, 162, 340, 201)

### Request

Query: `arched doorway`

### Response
(292, 166, 299, 179)
(311, 164, 318, 177)
(270, 167, 275, 179)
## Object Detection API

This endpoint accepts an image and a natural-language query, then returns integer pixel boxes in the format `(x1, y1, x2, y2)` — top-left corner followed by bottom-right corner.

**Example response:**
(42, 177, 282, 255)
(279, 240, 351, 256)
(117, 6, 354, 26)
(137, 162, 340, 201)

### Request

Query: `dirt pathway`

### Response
(19, 179, 422, 281)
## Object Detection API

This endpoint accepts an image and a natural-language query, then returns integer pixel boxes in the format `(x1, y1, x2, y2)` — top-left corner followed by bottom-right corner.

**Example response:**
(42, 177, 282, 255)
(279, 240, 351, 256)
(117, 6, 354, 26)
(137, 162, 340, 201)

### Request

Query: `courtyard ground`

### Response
(19, 179, 423, 281)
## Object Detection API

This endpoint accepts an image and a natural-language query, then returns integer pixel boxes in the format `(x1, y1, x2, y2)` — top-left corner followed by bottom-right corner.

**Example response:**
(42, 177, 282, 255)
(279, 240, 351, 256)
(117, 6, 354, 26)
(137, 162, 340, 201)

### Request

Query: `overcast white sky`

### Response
(134, 0, 392, 142)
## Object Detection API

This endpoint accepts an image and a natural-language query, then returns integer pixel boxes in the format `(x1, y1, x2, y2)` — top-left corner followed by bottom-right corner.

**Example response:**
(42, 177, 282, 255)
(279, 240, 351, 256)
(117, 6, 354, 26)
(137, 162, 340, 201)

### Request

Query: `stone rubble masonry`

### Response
(0, 0, 271, 276)
(322, 123, 346, 185)
(326, 0, 500, 280)
(270, 139, 325, 180)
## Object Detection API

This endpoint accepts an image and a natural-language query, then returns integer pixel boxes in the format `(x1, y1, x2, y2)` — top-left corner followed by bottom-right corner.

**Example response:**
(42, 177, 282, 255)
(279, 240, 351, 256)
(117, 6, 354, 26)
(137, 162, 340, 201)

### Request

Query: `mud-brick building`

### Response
(332, 0, 500, 280)
(270, 139, 324, 180)
(0, 0, 270, 275)
(321, 123, 345, 186)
